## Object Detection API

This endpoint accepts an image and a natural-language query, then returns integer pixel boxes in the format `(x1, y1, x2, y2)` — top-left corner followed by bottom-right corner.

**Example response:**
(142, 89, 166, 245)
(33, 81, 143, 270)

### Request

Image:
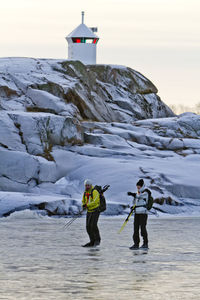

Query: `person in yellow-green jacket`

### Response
(82, 179, 101, 247)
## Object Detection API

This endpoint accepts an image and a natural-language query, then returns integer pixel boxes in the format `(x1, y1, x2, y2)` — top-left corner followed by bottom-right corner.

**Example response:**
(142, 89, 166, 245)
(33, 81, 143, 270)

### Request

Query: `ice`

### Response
(0, 215, 199, 299)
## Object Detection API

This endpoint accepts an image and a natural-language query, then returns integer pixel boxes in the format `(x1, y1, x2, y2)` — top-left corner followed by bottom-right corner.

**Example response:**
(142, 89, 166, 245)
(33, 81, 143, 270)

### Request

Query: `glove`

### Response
(127, 192, 136, 197)
(82, 204, 87, 210)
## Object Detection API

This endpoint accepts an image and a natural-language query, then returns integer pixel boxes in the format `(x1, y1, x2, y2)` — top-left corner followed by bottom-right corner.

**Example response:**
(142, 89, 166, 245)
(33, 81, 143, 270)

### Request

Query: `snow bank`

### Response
(0, 57, 200, 217)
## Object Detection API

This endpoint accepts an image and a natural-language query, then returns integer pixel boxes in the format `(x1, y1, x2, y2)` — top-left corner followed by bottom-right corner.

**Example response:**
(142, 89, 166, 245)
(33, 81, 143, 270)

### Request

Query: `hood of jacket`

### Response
(140, 184, 146, 193)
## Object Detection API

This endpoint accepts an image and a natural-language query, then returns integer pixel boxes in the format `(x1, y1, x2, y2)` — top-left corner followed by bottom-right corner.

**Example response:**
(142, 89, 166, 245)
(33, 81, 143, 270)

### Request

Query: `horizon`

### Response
(0, 0, 199, 107)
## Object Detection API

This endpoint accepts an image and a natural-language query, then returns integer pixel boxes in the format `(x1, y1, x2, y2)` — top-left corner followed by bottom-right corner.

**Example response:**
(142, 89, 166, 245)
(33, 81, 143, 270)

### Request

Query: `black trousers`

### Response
(86, 211, 101, 244)
(133, 214, 148, 246)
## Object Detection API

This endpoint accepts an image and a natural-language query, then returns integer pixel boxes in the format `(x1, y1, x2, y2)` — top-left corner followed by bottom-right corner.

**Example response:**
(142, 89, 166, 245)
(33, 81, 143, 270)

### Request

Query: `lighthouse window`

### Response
(72, 38, 81, 43)
(72, 38, 85, 43)
(72, 38, 99, 44)
(85, 39, 93, 43)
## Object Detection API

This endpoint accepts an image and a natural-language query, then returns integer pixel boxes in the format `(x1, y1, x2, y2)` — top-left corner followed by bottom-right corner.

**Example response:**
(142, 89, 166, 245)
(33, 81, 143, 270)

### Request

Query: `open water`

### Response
(0, 212, 200, 300)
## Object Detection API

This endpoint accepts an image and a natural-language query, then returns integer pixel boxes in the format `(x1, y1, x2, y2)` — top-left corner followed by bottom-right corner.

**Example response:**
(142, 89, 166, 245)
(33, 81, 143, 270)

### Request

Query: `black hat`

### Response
(136, 179, 144, 187)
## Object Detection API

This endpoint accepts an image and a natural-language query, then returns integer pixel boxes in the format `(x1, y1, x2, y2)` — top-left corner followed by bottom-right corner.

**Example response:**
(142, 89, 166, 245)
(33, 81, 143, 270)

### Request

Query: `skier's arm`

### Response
(127, 192, 136, 208)
(82, 193, 87, 208)
(127, 192, 136, 197)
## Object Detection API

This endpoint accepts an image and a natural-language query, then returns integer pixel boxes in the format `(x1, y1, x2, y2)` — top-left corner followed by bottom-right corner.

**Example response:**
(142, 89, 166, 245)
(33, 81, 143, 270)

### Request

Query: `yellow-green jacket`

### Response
(82, 186, 100, 212)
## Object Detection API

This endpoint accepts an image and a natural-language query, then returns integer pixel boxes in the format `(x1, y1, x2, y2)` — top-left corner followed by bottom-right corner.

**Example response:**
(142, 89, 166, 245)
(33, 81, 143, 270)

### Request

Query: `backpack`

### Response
(144, 188, 154, 210)
(92, 185, 107, 213)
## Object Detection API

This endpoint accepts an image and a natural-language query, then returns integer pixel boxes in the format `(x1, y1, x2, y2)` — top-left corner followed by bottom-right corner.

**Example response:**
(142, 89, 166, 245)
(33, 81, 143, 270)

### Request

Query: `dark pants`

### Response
(133, 214, 148, 246)
(86, 211, 101, 244)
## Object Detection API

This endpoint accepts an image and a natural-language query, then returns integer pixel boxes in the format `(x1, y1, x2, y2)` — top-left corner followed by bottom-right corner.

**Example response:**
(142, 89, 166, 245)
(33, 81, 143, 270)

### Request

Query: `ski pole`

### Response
(63, 208, 85, 230)
(118, 205, 136, 234)
(63, 212, 82, 230)
(102, 184, 110, 193)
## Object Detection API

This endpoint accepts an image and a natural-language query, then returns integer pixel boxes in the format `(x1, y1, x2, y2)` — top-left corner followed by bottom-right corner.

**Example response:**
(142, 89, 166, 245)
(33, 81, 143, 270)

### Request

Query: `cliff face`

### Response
(0, 57, 174, 163)
(1, 57, 200, 216)
(0, 58, 174, 122)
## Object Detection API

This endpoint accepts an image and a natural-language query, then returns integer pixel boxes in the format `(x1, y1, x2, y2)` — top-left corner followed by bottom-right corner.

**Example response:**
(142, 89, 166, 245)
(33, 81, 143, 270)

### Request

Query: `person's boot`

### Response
(93, 240, 100, 246)
(140, 244, 148, 249)
(82, 241, 94, 247)
(129, 244, 139, 250)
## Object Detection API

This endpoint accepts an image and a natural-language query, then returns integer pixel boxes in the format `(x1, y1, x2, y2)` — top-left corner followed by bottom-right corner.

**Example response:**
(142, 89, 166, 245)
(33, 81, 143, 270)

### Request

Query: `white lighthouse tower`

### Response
(66, 12, 99, 64)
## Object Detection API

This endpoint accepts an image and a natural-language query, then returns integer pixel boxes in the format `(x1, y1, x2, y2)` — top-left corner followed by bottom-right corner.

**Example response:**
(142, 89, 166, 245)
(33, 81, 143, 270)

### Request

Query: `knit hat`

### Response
(136, 179, 144, 187)
(84, 179, 92, 186)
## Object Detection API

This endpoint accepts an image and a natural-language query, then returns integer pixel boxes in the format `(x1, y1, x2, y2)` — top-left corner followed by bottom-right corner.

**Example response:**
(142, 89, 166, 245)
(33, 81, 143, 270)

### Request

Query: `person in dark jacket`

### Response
(82, 179, 101, 247)
(127, 179, 149, 250)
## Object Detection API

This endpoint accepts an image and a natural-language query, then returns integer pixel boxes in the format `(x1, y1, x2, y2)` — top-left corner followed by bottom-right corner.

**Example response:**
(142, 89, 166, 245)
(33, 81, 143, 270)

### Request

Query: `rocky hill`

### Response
(0, 57, 200, 217)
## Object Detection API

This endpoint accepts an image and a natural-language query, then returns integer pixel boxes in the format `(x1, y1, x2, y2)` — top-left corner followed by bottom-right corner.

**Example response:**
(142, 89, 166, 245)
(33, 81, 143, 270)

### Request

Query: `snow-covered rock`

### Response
(0, 57, 200, 217)
(0, 58, 174, 122)
(0, 111, 83, 156)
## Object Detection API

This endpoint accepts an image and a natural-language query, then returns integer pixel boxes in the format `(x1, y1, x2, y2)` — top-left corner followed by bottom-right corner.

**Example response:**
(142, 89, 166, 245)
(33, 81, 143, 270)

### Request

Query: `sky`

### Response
(0, 0, 199, 107)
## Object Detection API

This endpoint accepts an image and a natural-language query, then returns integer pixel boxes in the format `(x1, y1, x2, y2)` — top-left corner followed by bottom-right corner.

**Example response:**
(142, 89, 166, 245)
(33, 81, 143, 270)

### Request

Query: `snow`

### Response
(27, 88, 68, 114)
(1, 112, 200, 216)
(0, 57, 200, 217)
(0, 150, 39, 184)
(0, 112, 26, 151)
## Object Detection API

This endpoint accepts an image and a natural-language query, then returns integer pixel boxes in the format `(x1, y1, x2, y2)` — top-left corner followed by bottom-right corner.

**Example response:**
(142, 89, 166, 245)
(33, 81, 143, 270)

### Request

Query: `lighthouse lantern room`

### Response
(66, 12, 99, 64)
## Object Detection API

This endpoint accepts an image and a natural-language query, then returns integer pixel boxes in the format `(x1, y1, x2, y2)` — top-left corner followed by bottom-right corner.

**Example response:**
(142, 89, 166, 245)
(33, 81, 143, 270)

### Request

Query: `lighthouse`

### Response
(66, 12, 99, 64)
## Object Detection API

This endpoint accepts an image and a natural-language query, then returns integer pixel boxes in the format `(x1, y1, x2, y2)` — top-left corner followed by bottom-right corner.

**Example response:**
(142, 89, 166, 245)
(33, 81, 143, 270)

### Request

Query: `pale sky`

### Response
(0, 0, 199, 107)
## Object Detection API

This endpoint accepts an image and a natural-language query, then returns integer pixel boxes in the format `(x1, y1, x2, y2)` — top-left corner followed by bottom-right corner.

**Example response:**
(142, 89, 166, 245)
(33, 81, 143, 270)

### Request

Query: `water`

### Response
(0, 212, 200, 300)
